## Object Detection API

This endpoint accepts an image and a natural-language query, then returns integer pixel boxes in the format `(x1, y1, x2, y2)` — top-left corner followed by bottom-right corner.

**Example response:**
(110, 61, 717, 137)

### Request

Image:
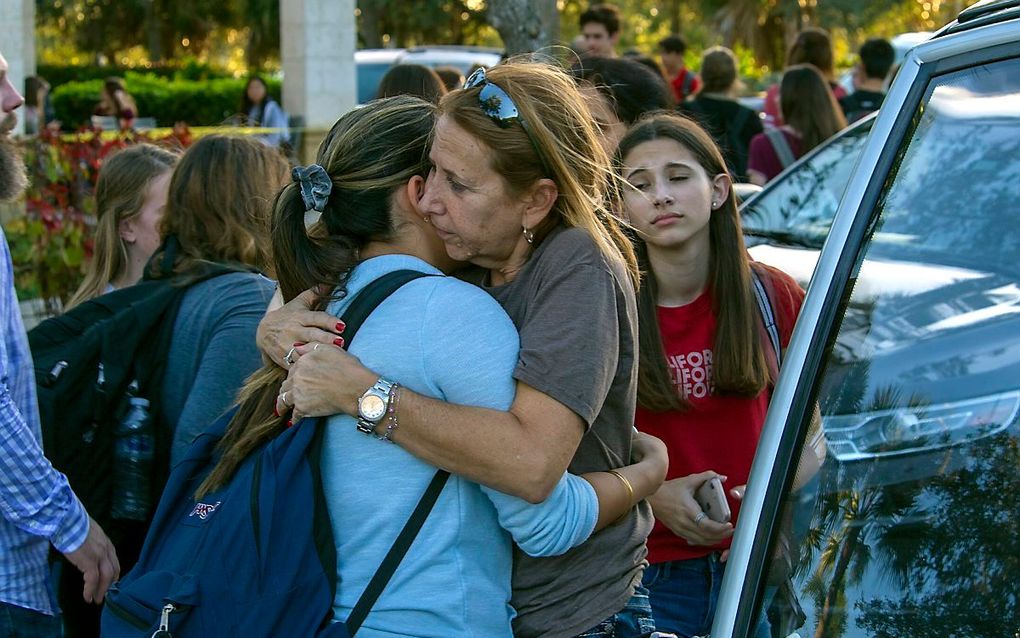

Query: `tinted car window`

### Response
(764, 55, 1020, 638)
(742, 120, 873, 250)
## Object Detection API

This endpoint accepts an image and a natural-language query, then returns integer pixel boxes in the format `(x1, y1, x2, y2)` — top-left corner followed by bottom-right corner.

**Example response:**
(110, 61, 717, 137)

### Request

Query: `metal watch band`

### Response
(356, 377, 395, 434)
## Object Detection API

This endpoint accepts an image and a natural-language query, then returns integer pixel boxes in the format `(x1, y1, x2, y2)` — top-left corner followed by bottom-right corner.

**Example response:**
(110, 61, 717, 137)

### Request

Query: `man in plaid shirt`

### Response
(0, 48, 118, 637)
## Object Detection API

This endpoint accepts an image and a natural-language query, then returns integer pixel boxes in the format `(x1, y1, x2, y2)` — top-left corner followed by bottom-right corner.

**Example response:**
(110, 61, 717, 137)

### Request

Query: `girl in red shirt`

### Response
(614, 112, 804, 637)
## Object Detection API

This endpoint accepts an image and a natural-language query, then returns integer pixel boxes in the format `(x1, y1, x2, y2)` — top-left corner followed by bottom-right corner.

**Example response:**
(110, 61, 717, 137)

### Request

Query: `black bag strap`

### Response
(332, 269, 429, 343)
(336, 269, 450, 635)
(296, 268, 443, 634)
(345, 469, 450, 634)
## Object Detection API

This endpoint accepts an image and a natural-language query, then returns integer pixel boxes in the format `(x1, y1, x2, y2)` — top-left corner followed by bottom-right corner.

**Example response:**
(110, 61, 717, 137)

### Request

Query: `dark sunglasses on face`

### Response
(463, 67, 549, 176)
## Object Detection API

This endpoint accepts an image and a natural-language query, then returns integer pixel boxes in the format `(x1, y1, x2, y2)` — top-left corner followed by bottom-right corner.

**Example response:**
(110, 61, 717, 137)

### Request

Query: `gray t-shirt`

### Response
(476, 226, 652, 638)
(161, 271, 275, 464)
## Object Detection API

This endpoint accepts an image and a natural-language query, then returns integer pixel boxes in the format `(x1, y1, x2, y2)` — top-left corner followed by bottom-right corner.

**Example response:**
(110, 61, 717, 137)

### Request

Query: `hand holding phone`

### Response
(694, 476, 732, 524)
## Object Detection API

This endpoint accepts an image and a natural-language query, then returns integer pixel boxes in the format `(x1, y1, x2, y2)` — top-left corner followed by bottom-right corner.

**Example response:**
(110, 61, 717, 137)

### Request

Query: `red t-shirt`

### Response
(636, 264, 804, 564)
(671, 68, 702, 104)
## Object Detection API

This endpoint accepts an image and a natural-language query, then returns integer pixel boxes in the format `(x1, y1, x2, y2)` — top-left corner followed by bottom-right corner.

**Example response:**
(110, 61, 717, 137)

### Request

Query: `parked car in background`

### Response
(714, 2, 1020, 637)
(741, 113, 875, 285)
(355, 45, 503, 103)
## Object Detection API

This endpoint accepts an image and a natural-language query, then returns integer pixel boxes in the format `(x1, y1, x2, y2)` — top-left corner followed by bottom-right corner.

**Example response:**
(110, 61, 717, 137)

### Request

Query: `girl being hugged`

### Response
(614, 112, 805, 637)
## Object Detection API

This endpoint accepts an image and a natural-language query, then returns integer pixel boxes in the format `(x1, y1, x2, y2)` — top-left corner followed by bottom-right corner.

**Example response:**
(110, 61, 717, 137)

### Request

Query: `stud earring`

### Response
(523, 227, 534, 244)
(423, 215, 431, 225)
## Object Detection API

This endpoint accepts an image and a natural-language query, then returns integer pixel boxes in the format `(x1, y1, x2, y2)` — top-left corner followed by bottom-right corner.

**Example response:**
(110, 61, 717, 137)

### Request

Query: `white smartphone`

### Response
(694, 476, 732, 524)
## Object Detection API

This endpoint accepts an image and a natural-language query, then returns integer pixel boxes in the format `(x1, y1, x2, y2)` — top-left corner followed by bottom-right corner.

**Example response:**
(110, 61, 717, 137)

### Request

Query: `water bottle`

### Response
(110, 396, 154, 521)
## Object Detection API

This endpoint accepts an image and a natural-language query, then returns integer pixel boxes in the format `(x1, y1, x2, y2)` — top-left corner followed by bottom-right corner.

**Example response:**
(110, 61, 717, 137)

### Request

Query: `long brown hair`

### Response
(66, 144, 179, 309)
(781, 64, 848, 154)
(786, 27, 836, 80)
(148, 135, 288, 279)
(197, 96, 436, 498)
(439, 60, 639, 289)
(615, 112, 769, 412)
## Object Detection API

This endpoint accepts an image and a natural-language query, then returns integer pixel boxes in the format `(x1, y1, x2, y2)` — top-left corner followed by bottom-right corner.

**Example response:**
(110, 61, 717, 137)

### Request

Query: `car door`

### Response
(712, 12, 1020, 638)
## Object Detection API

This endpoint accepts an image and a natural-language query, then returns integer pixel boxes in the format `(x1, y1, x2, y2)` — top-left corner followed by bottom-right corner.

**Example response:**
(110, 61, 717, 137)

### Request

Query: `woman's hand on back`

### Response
(647, 471, 734, 547)
(276, 342, 379, 421)
(257, 288, 344, 368)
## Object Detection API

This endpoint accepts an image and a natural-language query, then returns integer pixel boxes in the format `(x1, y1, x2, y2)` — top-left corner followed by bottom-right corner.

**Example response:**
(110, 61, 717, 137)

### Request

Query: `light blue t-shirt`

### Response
(322, 254, 599, 638)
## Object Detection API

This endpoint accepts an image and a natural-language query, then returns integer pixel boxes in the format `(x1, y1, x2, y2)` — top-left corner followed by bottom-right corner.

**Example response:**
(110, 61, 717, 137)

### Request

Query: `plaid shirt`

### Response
(0, 227, 89, 614)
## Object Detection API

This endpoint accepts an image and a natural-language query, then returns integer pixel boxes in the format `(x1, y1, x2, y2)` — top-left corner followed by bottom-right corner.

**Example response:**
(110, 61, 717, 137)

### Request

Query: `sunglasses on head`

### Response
(464, 67, 526, 129)
(463, 67, 549, 176)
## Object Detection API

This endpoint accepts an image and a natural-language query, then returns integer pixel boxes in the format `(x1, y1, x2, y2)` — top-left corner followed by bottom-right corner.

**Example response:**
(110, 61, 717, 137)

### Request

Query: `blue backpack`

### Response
(101, 269, 448, 638)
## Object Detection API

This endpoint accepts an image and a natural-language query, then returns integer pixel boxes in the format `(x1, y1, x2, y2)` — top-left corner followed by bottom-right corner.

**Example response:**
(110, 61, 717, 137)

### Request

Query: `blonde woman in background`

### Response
(65, 144, 178, 310)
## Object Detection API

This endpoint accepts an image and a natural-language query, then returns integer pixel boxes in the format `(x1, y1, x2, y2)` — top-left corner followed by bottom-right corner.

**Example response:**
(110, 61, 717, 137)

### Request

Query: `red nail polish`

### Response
(336, 322, 345, 332)
(293, 342, 304, 347)
(273, 406, 279, 418)
(334, 337, 345, 348)
(286, 419, 294, 428)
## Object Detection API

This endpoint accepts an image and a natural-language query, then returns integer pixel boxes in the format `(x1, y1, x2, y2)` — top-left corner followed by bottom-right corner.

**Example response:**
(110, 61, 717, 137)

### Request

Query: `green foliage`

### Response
(50, 73, 282, 129)
(38, 60, 232, 87)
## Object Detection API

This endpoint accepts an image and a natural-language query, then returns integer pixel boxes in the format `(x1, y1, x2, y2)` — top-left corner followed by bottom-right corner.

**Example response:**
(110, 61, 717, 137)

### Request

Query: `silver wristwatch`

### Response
(356, 377, 395, 434)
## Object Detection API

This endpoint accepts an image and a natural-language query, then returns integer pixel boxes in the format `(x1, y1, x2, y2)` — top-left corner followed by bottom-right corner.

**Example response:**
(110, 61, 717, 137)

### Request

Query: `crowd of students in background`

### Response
(576, 2, 896, 187)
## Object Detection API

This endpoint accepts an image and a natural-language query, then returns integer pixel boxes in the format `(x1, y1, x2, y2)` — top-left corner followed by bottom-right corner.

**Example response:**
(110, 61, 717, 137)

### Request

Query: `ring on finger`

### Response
(280, 390, 290, 407)
(313, 343, 321, 352)
(284, 346, 298, 366)
(694, 511, 707, 527)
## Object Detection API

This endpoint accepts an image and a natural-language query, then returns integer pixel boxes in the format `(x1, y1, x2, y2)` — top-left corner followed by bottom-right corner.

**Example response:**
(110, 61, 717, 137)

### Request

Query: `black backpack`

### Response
(27, 240, 256, 523)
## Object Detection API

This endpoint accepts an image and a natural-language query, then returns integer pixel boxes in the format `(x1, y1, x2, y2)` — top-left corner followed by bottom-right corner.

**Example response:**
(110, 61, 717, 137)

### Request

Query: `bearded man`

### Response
(0, 49, 119, 638)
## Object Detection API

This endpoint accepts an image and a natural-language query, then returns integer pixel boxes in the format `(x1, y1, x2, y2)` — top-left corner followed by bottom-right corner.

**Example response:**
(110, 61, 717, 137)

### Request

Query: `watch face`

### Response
(360, 394, 387, 421)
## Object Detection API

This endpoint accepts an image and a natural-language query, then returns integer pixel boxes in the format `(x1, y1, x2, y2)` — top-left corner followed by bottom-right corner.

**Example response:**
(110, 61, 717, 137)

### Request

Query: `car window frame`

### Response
(712, 24, 1020, 638)
(739, 113, 875, 228)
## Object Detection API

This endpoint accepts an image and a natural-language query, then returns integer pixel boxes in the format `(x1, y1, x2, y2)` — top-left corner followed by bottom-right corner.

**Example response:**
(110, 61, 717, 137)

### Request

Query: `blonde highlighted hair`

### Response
(439, 60, 639, 288)
(65, 144, 179, 310)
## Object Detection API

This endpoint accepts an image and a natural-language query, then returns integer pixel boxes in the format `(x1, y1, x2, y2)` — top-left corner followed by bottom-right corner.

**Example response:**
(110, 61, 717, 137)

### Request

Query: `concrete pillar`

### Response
(280, 0, 357, 164)
(0, 0, 35, 136)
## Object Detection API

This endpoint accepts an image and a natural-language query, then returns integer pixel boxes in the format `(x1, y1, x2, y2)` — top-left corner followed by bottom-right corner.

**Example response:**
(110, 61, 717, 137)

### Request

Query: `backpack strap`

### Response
(750, 265, 782, 381)
(345, 469, 450, 634)
(313, 268, 447, 635)
(764, 127, 797, 170)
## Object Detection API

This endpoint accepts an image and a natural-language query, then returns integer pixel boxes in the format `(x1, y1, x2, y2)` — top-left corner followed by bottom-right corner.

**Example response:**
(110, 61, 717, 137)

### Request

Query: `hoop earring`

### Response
(522, 227, 534, 244)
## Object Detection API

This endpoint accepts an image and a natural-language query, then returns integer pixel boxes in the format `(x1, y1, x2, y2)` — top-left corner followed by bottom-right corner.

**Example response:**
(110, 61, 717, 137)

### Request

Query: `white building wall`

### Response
(0, 0, 35, 135)
(280, 0, 357, 161)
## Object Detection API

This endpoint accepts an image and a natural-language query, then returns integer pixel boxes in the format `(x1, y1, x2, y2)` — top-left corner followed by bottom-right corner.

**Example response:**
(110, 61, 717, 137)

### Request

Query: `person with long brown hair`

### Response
(747, 64, 848, 185)
(259, 61, 668, 637)
(614, 112, 805, 636)
(65, 144, 178, 310)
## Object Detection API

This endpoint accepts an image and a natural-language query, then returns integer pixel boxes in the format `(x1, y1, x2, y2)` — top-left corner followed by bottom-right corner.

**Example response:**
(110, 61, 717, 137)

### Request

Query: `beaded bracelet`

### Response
(376, 384, 401, 443)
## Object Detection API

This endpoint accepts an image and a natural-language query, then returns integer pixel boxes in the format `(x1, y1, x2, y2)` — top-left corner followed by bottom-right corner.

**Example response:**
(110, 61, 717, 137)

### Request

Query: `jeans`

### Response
(573, 585, 657, 638)
(643, 555, 771, 638)
(0, 603, 60, 638)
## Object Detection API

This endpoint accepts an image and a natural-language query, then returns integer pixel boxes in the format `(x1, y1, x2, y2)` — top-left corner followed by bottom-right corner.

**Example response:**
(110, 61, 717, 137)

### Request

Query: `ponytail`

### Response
(197, 95, 436, 497)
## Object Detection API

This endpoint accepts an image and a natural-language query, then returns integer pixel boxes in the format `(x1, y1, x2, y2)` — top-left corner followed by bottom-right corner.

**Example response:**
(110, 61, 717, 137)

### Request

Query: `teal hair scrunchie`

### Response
(292, 164, 332, 213)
